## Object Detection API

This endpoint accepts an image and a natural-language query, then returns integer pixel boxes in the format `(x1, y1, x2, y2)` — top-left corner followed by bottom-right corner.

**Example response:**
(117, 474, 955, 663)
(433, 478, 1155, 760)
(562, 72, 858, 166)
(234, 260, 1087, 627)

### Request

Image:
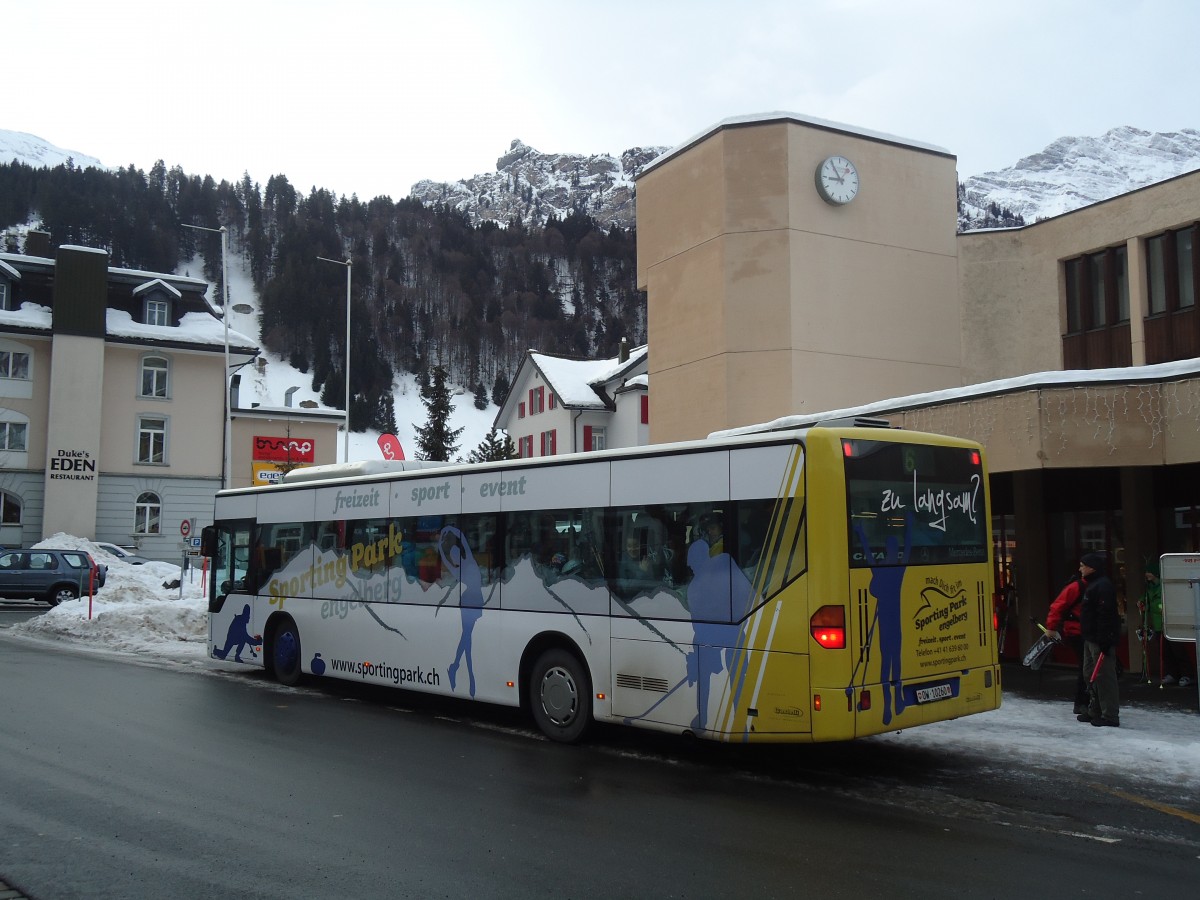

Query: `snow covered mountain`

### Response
(409, 139, 667, 230)
(412, 128, 1200, 233)
(958, 126, 1200, 228)
(0, 128, 105, 172)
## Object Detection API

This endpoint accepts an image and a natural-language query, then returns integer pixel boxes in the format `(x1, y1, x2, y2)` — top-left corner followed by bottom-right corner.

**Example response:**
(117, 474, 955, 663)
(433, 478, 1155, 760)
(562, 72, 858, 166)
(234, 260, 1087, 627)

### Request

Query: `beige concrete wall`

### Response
(0, 337, 52, 464)
(959, 170, 1200, 385)
(640, 116, 962, 442)
(879, 376, 1200, 472)
(230, 415, 339, 490)
(43, 334, 105, 538)
(99, 346, 224, 476)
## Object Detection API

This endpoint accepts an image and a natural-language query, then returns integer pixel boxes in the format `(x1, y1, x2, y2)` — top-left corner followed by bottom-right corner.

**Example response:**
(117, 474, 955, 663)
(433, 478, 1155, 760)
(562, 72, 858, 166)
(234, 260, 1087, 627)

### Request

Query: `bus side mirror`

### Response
(200, 526, 219, 558)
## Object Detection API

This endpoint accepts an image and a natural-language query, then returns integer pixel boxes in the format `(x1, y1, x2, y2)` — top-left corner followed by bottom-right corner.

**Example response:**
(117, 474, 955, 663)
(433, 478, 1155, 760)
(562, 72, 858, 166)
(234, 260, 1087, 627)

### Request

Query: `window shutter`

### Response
(640, 395, 649, 425)
(583, 425, 592, 451)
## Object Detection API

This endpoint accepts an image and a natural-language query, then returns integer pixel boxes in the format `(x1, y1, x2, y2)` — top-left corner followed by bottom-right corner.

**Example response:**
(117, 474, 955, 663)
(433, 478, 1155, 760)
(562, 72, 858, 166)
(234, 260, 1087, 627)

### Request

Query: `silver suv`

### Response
(0, 549, 105, 606)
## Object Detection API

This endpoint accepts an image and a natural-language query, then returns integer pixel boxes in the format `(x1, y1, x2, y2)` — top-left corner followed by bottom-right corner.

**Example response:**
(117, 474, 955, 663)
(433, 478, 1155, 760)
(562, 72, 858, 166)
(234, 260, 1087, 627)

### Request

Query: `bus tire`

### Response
(530, 648, 592, 743)
(271, 620, 304, 686)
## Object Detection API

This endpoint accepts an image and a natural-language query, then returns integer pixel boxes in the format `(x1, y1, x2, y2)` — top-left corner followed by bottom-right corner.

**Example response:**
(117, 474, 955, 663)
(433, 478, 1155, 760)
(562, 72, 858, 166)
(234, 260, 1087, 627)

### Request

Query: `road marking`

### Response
(1061, 831, 1121, 843)
(1093, 783, 1200, 825)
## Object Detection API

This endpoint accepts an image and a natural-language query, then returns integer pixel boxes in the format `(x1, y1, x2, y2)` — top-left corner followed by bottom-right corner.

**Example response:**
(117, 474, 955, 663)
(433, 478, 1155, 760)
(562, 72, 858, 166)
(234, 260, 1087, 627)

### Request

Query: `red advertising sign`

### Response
(253, 436, 316, 463)
(377, 433, 405, 460)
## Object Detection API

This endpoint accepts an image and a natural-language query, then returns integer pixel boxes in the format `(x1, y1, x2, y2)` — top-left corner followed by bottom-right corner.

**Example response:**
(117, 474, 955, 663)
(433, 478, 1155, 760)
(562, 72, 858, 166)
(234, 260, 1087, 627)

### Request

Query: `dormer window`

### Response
(145, 297, 170, 326)
(133, 278, 181, 326)
(0, 261, 18, 311)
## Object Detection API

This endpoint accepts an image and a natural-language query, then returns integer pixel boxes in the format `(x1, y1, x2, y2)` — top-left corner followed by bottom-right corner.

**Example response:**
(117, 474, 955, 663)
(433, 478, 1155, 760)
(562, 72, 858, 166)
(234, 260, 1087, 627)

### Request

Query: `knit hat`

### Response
(1080, 552, 1107, 571)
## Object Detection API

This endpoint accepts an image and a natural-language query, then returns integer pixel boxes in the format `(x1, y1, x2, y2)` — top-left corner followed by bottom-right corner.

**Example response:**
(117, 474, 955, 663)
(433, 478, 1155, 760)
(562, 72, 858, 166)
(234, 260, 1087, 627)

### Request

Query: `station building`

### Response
(635, 112, 1200, 667)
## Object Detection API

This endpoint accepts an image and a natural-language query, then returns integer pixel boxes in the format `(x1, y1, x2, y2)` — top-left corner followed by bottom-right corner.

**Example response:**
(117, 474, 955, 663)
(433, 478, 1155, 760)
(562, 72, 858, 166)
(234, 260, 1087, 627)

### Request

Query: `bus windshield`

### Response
(845, 439, 987, 568)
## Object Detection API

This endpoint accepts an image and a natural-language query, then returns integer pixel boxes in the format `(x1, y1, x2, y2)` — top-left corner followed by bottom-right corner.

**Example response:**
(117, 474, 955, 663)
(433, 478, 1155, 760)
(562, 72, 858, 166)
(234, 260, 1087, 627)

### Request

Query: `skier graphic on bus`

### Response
(854, 514, 912, 725)
(441, 525, 486, 698)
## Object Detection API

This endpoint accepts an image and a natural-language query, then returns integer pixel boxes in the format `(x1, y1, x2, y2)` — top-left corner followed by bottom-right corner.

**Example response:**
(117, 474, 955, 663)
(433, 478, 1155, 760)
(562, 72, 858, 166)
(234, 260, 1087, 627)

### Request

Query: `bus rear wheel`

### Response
(530, 648, 592, 743)
(271, 620, 303, 686)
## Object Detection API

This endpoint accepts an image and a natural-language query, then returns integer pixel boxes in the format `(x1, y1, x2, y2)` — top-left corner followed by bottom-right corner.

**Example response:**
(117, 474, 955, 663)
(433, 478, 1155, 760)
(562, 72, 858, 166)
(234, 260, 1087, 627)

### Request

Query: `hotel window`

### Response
(1179, 227, 1195, 309)
(137, 416, 167, 464)
(140, 355, 170, 398)
(134, 491, 162, 534)
(585, 426, 607, 452)
(0, 421, 27, 451)
(0, 281, 9, 311)
(519, 435, 534, 458)
(540, 429, 556, 456)
(144, 297, 170, 327)
(1063, 246, 1129, 332)
(1147, 225, 1198, 314)
(1088, 251, 1106, 327)
(1, 490, 21, 525)
(1065, 258, 1083, 332)
(1114, 246, 1129, 320)
(0, 349, 30, 380)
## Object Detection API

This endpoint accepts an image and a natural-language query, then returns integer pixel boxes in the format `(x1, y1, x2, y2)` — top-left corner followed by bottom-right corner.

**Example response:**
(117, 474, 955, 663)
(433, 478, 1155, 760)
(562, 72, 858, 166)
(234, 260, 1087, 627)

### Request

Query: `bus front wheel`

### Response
(271, 620, 303, 687)
(530, 648, 592, 743)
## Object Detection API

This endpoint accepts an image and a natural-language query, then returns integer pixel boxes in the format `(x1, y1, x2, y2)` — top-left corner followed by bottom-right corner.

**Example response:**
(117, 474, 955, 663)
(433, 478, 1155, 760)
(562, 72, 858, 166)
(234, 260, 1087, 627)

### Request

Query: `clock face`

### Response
(815, 156, 859, 205)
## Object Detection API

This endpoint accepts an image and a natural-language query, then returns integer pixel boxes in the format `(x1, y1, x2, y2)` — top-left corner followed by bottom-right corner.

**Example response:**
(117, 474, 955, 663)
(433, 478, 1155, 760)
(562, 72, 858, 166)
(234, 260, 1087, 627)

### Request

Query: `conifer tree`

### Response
(467, 427, 517, 463)
(413, 365, 464, 461)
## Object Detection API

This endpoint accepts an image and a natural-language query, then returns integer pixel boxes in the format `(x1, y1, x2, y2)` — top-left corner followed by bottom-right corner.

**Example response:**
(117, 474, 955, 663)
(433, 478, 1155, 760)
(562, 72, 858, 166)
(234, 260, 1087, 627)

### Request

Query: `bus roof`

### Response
(217, 418, 972, 499)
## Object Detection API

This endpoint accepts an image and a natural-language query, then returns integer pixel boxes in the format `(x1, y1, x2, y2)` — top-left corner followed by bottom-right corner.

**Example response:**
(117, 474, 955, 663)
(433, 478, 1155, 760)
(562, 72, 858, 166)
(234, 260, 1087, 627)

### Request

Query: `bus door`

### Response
(208, 519, 265, 667)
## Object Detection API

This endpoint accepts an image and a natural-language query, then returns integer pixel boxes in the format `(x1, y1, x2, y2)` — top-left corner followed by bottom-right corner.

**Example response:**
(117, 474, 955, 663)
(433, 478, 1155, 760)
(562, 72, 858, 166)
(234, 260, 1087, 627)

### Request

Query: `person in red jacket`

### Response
(1045, 571, 1088, 715)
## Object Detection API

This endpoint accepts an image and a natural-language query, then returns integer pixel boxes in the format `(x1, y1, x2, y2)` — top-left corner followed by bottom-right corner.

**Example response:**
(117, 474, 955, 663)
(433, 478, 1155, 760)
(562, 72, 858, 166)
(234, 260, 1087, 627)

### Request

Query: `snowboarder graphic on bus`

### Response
(212, 603, 262, 663)
(685, 515, 754, 733)
(853, 512, 912, 726)
(440, 525, 486, 698)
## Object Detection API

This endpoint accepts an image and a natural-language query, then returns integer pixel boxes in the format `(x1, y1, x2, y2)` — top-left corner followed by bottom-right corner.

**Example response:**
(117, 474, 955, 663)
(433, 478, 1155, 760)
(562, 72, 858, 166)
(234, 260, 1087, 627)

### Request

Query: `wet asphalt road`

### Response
(1, 608, 1198, 899)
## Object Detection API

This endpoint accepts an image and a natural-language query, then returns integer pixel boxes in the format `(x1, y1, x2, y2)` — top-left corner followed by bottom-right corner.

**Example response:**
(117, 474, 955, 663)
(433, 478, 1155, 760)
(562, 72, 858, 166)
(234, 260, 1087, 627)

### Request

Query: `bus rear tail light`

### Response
(811, 605, 846, 649)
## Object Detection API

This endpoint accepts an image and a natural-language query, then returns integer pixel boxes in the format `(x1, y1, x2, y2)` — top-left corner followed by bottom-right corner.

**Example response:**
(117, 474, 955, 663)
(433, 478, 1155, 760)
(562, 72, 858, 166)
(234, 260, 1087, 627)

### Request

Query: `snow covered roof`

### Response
(0, 301, 258, 354)
(494, 344, 648, 428)
(0, 259, 19, 281)
(711, 358, 1200, 437)
(640, 111, 954, 179)
(132, 278, 182, 299)
(530, 344, 648, 408)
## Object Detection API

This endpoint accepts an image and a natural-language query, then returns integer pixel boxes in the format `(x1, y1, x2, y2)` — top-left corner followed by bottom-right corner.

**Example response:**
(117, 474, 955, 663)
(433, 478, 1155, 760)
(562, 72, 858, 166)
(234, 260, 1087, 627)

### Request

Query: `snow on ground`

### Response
(5, 534, 1198, 788)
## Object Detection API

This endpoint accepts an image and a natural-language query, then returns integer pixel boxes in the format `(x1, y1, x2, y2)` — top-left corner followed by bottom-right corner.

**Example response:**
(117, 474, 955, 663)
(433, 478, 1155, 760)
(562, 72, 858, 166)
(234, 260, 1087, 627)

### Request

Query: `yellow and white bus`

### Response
(202, 421, 1000, 743)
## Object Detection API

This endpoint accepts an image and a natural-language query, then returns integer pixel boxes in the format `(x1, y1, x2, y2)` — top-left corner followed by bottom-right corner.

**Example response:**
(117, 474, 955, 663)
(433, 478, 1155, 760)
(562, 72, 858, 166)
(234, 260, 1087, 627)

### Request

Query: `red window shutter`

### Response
(583, 425, 593, 451)
(528, 389, 534, 412)
(549, 393, 557, 410)
(518, 402, 525, 419)
(641, 395, 649, 425)
(550, 429, 557, 455)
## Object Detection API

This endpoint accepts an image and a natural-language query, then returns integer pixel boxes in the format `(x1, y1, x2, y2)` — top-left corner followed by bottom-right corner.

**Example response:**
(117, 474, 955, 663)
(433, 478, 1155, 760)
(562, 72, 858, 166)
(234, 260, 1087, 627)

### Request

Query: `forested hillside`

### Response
(0, 159, 646, 435)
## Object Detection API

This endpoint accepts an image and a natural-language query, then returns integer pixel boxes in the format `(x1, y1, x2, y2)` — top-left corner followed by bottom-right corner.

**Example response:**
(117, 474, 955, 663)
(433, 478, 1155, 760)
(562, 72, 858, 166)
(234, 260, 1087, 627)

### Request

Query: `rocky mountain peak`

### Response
(410, 139, 669, 230)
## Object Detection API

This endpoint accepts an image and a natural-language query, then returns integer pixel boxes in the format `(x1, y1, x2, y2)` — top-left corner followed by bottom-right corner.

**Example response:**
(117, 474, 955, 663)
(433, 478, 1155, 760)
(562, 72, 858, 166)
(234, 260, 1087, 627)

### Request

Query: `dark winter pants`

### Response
(1065, 635, 1089, 711)
(1082, 639, 1120, 723)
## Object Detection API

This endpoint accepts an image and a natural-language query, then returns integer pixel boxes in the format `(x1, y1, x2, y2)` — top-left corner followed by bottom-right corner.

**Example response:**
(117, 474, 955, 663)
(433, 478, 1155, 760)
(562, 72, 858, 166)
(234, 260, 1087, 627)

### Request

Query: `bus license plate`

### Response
(915, 683, 953, 704)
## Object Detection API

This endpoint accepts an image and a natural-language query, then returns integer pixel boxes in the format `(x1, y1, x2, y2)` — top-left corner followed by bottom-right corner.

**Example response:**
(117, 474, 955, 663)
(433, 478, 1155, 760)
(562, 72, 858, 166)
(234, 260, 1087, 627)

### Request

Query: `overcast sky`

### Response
(8, 0, 1198, 200)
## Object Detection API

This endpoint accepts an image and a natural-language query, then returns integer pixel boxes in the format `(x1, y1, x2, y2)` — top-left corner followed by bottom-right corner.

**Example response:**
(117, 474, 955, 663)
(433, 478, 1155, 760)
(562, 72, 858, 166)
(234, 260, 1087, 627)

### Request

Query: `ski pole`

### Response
(1090, 651, 1106, 683)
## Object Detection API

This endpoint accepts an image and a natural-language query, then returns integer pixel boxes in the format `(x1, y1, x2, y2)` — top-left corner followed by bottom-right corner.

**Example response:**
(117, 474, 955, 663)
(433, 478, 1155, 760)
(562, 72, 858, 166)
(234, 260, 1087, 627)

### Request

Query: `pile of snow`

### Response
(12, 533, 209, 661)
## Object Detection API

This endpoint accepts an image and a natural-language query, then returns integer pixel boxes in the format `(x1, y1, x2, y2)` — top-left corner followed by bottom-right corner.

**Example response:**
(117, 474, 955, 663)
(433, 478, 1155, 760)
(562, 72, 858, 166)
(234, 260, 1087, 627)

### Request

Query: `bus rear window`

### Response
(845, 441, 987, 568)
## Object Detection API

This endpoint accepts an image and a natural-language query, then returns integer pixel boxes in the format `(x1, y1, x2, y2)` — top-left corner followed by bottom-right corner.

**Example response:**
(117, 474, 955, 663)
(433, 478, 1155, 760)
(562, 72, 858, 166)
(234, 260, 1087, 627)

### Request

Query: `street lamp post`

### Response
(182, 223, 231, 489)
(317, 255, 352, 462)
